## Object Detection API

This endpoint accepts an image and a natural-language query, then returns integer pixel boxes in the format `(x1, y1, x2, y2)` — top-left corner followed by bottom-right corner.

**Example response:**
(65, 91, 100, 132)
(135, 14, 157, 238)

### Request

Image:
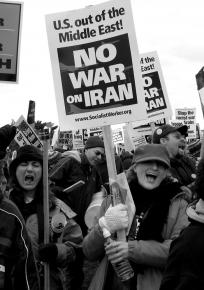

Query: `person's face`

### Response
(85, 147, 105, 166)
(16, 160, 42, 191)
(161, 131, 182, 158)
(178, 135, 187, 151)
(133, 160, 168, 190)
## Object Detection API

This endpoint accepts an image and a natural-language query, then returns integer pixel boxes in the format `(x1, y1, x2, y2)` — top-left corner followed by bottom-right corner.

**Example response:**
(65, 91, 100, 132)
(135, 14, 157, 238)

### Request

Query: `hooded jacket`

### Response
(0, 197, 40, 290)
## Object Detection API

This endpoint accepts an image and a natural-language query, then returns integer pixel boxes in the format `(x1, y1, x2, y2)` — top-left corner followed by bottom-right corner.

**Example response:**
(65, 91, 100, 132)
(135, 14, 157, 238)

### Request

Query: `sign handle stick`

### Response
(41, 130, 50, 290)
(150, 122, 156, 141)
(102, 125, 126, 242)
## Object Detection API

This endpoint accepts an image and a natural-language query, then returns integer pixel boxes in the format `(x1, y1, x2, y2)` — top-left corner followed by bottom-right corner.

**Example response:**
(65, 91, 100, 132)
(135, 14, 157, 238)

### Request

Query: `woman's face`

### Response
(133, 160, 168, 190)
(16, 161, 42, 191)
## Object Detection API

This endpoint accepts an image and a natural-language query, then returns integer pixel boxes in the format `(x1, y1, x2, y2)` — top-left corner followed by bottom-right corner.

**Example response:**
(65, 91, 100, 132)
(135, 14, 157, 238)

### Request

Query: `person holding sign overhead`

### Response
(83, 144, 189, 290)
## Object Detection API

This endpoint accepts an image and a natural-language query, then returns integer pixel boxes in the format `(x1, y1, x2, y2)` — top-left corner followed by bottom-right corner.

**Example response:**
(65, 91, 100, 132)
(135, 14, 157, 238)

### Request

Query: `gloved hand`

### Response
(99, 203, 128, 233)
(38, 243, 58, 263)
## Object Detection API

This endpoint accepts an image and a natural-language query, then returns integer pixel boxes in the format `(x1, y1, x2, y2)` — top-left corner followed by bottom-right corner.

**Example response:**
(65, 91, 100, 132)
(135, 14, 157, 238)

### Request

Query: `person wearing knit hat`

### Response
(49, 135, 104, 234)
(160, 157, 204, 290)
(0, 128, 41, 289)
(84, 136, 105, 166)
(9, 145, 83, 289)
(83, 143, 189, 290)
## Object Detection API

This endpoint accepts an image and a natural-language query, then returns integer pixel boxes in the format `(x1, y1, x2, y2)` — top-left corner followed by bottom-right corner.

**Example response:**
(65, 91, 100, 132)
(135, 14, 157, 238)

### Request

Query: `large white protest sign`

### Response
(15, 116, 43, 148)
(175, 108, 196, 139)
(140, 51, 172, 122)
(46, 0, 146, 130)
(0, 1, 22, 82)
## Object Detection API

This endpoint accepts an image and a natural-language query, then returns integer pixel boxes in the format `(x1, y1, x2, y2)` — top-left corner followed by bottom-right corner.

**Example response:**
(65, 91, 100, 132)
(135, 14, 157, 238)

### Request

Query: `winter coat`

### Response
(10, 190, 83, 290)
(49, 152, 102, 236)
(83, 179, 189, 290)
(0, 197, 40, 290)
(120, 151, 133, 171)
(96, 155, 124, 185)
(160, 200, 204, 290)
(170, 153, 196, 187)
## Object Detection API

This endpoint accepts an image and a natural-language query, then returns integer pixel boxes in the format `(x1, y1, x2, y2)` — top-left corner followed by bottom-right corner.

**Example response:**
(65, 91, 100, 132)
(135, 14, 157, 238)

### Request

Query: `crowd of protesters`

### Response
(0, 122, 203, 289)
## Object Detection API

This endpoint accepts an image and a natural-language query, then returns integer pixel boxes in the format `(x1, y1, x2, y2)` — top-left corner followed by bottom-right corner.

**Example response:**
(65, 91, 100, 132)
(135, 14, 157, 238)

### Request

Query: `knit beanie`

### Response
(9, 145, 43, 177)
(84, 136, 104, 149)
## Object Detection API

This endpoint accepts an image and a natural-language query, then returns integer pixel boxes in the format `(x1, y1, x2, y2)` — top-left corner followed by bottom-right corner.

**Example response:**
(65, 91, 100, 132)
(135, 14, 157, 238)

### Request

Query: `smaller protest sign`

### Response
(140, 51, 172, 122)
(175, 108, 196, 139)
(15, 116, 43, 148)
(89, 127, 103, 137)
(0, 2, 22, 82)
(123, 123, 134, 152)
(196, 67, 204, 117)
(73, 129, 84, 149)
(58, 130, 73, 150)
(132, 118, 166, 137)
(27, 100, 35, 126)
(112, 127, 124, 144)
(132, 135, 147, 148)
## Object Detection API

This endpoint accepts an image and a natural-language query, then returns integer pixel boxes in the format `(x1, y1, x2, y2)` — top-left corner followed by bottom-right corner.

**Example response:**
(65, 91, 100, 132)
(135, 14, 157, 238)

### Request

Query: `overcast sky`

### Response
(1, 0, 204, 129)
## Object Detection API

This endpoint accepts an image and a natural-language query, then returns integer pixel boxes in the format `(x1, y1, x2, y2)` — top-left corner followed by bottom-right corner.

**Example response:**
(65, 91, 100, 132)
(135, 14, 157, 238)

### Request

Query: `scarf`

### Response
(129, 177, 178, 242)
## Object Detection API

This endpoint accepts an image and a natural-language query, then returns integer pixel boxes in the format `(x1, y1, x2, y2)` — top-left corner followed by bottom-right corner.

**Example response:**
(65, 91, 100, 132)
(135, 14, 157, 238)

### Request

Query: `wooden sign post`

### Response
(102, 125, 126, 242)
(41, 129, 50, 290)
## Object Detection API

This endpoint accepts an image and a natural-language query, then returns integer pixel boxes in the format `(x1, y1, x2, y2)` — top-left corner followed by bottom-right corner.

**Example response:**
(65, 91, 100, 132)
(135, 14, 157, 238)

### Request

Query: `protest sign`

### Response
(170, 119, 184, 128)
(58, 130, 73, 150)
(73, 129, 84, 149)
(140, 51, 172, 122)
(196, 67, 204, 117)
(132, 118, 166, 137)
(131, 135, 147, 148)
(0, 1, 22, 82)
(123, 123, 134, 152)
(15, 115, 43, 148)
(46, 0, 146, 130)
(112, 127, 124, 144)
(82, 128, 89, 145)
(89, 126, 103, 137)
(27, 100, 35, 127)
(175, 108, 196, 139)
